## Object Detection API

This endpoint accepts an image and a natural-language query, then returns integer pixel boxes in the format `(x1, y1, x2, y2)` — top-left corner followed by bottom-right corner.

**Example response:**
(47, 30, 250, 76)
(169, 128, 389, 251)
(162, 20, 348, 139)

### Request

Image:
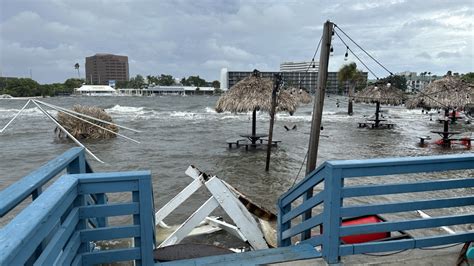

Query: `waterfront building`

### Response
(144, 85, 215, 95)
(280, 61, 319, 72)
(221, 68, 367, 94)
(85, 53, 129, 85)
(74, 85, 117, 96)
(397, 71, 441, 93)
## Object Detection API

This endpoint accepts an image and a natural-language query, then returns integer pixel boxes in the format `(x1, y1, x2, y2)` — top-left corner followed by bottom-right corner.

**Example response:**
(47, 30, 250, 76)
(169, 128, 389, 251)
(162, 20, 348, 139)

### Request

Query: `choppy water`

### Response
(1, 95, 473, 246)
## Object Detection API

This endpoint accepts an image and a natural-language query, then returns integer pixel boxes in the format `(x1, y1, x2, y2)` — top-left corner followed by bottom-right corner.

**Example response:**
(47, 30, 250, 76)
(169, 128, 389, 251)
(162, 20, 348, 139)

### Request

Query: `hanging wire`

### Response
(334, 24, 394, 76)
(297, 35, 323, 89)
(333, 29, 380, 79)
(291, 150, 309, 187)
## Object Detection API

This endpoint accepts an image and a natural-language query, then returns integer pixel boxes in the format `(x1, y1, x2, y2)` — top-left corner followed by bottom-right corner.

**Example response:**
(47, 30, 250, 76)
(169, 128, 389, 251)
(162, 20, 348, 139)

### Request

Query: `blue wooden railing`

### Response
(0, 148, 155, 265)
(278, 153, 474, 264)
(2, 148, 474, 265)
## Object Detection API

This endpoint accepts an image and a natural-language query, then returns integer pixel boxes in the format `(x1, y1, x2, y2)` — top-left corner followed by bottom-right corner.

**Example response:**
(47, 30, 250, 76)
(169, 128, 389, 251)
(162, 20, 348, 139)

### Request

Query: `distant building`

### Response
(280, 61, 319, 72)
(85, 53, 129, 85)
(397, 71, 440, 93)
(221, 68, 367, 94)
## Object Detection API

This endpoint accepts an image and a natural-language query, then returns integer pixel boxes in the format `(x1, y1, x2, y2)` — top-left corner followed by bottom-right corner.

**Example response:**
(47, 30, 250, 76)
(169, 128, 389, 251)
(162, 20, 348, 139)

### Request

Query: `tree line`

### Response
(0, 77, 83, 97)
(118, 74, 220, 90)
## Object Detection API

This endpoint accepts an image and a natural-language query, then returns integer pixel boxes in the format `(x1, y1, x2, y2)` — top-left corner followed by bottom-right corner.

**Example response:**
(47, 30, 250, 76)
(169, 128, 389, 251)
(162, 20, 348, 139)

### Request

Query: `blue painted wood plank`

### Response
(282, 191, 325, 223)
(340, 214, 474, 236)
(0, 147, 83, 217)
(327, 152, 474, 169)
(277, 201, 292, 247)
(328, 153, 474, 178)
(323, 167, 344, 264)
(299, 235, 324, 247)
(279, 165, 326, 207)
(414, 232, 474, 248)
(282, 213, 324, 240)
(96, 193, 108, 227)
(342, 178, 474, 198)
(33, 208, 79, 266)
(341, 238, 416, 255)
(55, 232, 81, 266)
(79, 180, 139, 194)
(341, 196, 474, 217)
(159, 244, 322, 266)
(138, 177, 155, 265)
(0, 176, 78, 265)
(79, 202, 139, 218)
(80, 225, 140, 242)
(75, 170, 151, 183)
(81, 247, 141, 265)
(67, 152, 86, 174)
(71, 254, 82, 266)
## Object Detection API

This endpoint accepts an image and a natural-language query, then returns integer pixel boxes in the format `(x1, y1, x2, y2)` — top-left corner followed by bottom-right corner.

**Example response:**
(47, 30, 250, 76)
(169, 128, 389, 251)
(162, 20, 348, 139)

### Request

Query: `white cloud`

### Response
(0, 0, 473, 83)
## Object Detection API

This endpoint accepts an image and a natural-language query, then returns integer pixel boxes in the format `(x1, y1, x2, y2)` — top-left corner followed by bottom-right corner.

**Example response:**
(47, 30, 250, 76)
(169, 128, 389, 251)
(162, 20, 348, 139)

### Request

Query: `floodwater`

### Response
(1, 95, 473, 247)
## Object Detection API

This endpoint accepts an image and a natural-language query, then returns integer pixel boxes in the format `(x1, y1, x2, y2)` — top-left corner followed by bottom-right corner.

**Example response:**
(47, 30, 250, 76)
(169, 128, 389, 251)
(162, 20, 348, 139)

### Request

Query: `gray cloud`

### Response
(0, 0, 473, 83)
(437, 51, 462, 58)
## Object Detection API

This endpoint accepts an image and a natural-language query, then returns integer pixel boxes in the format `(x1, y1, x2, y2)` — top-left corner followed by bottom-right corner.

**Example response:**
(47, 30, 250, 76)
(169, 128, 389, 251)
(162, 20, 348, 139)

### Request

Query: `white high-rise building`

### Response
(220, 68, 229, 91)
(280, 61, 319, 72)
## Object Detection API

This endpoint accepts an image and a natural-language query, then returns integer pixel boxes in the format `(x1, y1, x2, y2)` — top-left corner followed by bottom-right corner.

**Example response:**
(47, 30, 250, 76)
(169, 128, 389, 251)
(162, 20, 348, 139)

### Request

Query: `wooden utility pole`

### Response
(265, 74, 281, 171)
(306, 20, 333, 175)
(301, 20, 333, 241)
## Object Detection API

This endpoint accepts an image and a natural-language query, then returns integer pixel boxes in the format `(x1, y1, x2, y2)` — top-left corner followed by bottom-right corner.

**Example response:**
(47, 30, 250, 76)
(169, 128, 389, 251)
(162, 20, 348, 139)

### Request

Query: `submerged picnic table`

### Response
(240, 133, 268, 145)
(226, 133, 281, 150)
(358, 119, 395, 129)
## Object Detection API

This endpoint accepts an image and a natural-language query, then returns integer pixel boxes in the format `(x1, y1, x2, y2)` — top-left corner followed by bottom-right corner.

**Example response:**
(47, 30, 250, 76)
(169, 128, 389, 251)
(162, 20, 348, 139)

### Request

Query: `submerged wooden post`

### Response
(252, 109, 257, 145)
(265, 74, 281, 171)
(375, 101, 380, 127)
(303, 20, 333, 240)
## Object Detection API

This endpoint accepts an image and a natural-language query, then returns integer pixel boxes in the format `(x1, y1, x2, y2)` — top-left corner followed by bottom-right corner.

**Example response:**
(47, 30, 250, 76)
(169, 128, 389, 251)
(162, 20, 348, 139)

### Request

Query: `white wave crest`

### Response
(0, 107, 44, 118)
(105, 105, 145, 114)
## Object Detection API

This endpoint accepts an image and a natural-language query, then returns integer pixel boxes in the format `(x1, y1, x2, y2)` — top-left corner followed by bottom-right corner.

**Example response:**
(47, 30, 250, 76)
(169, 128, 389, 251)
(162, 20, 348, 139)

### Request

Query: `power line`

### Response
(297, 35, 323, 89)
(334, 24, 394, 76)
(333, 29, 380, 79)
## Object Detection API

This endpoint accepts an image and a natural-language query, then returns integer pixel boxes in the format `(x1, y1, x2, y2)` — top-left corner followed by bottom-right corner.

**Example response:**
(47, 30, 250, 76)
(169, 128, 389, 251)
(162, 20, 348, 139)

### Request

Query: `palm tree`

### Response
(338, 62, 364, 115)
(74, 63, 80, 79)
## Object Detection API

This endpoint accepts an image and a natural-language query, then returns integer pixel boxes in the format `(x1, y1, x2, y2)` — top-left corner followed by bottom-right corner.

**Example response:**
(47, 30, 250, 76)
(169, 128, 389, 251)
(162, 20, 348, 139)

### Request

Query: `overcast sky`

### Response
(0, 0, 473, 84)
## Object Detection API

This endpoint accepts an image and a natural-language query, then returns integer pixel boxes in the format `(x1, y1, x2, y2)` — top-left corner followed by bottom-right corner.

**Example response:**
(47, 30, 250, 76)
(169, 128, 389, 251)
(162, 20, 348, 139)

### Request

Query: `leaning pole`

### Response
(306, 20, 333, 175)
(302, 20, 333, 241)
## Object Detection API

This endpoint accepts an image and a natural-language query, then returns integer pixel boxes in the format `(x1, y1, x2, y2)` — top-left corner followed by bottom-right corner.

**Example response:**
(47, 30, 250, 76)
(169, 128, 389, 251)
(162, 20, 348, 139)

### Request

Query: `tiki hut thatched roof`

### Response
(56, 105, 118, 139)
(405, 75, 474, 109)
(215, 72, 298, 114)
(353, 84, 405, 105)
(287, 87, 312, 104)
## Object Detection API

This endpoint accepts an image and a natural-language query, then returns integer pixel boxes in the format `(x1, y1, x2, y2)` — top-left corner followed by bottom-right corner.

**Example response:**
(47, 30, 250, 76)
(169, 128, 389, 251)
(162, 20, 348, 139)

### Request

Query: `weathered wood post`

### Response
(375, 101, 381, 127)
(306, 20, 333, 175)
(265, 74, 281, 171)
(443, 108, 450, 145)
(303, 20, 333, 240)
(252, 109, 257, 145)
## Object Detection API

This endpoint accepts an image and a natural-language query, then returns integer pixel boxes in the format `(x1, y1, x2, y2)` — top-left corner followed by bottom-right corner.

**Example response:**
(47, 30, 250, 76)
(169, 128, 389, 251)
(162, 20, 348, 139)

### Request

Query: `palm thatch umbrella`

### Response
(353, 83, 405, 127)
(215, 70, 298, 144)
(286, 87, 312, 104)
(405, 74, 474, 110)
(56, 105, 118, 139)
(405, 74, 473, 145)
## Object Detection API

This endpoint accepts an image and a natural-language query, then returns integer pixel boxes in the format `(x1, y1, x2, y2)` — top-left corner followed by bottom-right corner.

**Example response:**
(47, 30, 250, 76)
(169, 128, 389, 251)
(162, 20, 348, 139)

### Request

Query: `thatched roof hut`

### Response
(405, 75, 474, 109)
(353, 84, 405, 105)
(56, 105, 118, 139)
(215, 71, 298, 114)
(287, 87, 312, 105)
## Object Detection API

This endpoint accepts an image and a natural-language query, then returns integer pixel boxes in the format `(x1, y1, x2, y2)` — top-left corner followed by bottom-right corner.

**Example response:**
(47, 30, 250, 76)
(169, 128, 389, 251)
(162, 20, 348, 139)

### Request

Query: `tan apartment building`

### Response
(85, 53, 129, 85)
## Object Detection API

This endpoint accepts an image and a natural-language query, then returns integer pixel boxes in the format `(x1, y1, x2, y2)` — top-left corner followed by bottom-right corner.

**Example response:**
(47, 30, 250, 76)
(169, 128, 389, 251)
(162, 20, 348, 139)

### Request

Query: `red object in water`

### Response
(341, 215, 390, 244)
